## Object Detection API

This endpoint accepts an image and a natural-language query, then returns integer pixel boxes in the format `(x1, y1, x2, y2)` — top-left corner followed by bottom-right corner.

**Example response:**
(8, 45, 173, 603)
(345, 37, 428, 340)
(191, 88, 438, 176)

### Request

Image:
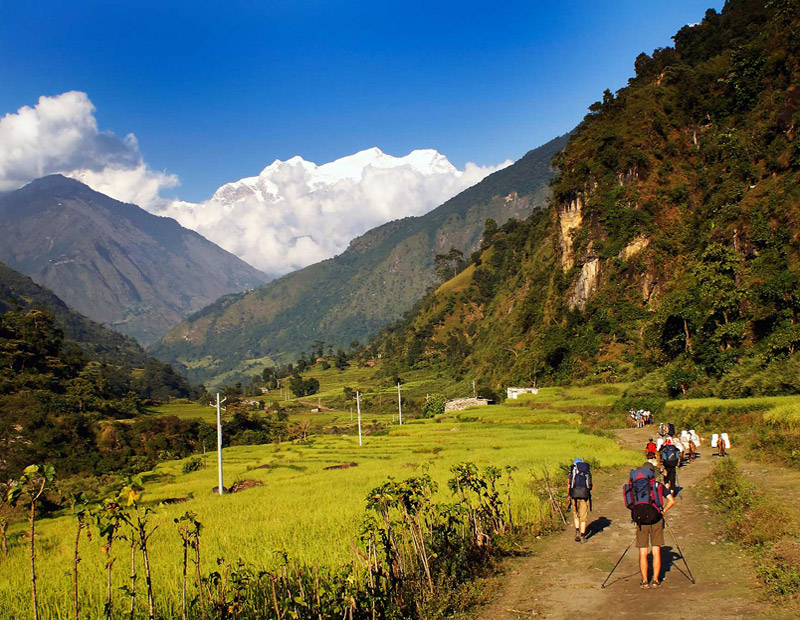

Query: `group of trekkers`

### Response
(629, 409, 653, 427)
(566, 421, 729, 589)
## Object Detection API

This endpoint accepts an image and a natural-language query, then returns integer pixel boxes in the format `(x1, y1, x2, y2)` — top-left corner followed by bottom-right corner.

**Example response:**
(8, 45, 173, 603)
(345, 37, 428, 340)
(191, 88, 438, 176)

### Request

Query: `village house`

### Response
(506, 387, 539, 400)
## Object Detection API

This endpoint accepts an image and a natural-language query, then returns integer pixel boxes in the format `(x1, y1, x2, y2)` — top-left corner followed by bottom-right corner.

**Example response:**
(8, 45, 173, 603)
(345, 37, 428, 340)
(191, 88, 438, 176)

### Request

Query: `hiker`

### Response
(645, 437, 657, 457)
(568, 458, 593, 543)
(659, 439, 681, 495)
(624, 463, 676, 588)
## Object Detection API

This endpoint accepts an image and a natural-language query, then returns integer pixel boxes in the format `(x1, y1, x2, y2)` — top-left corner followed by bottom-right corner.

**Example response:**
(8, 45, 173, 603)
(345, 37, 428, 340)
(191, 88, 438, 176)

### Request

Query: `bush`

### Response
(182, 457, 204, 474)
(422, 394, 446, 418)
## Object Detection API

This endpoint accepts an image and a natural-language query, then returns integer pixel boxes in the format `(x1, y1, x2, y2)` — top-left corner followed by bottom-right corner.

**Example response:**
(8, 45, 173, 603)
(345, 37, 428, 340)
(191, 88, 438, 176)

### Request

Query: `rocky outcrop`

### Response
(618, 235, 650, 261)
(557, 195, 584, 270)
(568, 257, 600, 310)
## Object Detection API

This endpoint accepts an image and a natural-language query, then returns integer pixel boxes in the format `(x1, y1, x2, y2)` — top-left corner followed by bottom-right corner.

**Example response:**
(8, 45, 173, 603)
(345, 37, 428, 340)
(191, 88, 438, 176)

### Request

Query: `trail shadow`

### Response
(659, 545, 693, 584)
(602, 571, 640, 589)
(585, 516, 612, 539)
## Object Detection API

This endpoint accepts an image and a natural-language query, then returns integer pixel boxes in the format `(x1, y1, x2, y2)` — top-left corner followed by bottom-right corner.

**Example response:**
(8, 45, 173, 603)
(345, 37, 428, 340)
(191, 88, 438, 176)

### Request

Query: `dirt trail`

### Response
(474, 427, 788, 620)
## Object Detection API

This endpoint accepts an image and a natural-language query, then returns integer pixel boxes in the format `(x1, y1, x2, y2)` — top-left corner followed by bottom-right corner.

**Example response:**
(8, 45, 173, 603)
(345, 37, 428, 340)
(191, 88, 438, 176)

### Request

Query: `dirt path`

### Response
(474, 428, 791, 620)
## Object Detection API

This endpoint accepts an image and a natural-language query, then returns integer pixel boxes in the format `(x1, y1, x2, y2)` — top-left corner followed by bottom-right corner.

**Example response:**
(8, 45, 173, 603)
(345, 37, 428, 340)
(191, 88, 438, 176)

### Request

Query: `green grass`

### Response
(0, 402, 639, 619)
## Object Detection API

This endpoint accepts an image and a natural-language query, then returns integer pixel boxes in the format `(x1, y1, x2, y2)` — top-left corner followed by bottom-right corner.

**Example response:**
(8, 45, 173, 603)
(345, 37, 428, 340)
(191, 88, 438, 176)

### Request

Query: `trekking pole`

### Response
(665, 520, 696, 584)
(600, 537, 636, 589)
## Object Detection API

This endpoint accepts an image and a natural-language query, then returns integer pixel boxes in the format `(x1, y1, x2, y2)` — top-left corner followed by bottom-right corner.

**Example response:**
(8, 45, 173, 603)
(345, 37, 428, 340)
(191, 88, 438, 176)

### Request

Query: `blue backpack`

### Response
(569, 462, 592, 499)
(661, 444, 680, 467)
(623, 467, 664, 525)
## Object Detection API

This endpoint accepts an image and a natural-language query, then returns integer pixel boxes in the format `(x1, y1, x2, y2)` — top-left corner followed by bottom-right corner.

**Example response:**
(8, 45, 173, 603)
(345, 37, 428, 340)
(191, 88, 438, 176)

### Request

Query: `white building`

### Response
(506, 387, 539, 400)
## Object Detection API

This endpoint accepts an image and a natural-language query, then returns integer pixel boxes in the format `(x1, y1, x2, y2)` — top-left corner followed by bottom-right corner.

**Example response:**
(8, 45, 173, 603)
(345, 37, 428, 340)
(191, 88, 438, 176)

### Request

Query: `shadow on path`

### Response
(585, 516, 612, 539)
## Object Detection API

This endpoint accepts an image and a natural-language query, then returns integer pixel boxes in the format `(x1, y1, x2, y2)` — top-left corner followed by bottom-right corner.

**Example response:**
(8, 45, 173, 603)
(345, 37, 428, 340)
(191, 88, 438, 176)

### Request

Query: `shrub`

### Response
(422, 395, 446, 418)
(181, 457, 204, 474)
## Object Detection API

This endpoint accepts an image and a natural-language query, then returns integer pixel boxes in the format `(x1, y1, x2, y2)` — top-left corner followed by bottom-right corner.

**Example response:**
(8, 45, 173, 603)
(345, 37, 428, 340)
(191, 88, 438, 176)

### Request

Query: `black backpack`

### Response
(569, 462, 592, 499)
(667, 423, 676, 436)
(661, 444, 680, 467)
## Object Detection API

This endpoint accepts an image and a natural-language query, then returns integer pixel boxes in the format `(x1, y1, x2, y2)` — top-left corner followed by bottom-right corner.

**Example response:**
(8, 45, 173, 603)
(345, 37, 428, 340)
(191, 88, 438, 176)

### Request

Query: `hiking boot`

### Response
(581, 533, 588, 543)
(574, 531, 581, 542)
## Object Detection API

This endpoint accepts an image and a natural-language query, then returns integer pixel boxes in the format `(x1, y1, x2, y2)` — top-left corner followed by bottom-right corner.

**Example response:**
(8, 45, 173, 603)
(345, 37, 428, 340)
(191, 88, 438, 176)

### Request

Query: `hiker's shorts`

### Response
(573, 499, 589, 522)
(635, 520, 665, 548)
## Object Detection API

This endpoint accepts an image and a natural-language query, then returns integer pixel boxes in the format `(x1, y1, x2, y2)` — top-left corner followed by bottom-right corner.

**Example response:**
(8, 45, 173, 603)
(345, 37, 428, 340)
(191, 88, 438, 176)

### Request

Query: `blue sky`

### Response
(0, 0, 723, 202)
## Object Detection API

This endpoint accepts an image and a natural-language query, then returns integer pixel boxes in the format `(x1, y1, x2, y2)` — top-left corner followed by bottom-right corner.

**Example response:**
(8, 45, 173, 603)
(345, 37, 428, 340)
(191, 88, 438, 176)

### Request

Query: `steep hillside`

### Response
(371, 0, 800, 399)
(0, 176, 269, 344)
(152, 134, 568, 384)
(0, 260, 147, 366)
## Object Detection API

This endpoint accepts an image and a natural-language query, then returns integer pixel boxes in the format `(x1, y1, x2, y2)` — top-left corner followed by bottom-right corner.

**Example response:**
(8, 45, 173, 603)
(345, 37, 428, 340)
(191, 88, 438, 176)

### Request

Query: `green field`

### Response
(0, 398, 639, 619)
(11, 368, 798, 619)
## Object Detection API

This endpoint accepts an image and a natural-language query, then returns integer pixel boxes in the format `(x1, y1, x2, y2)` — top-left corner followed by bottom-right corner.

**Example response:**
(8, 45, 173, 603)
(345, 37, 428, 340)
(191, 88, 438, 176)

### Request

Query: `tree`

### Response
(434, 248, 465, 283)
(334, 349, 349, 371)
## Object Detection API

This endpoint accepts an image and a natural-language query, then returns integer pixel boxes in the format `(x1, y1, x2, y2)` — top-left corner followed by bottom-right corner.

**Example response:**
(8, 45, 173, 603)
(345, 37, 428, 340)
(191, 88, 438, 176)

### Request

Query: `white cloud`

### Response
(157, 149, 511, 276)
(0, 91, 177, 207)
(0, 92, 511, 276)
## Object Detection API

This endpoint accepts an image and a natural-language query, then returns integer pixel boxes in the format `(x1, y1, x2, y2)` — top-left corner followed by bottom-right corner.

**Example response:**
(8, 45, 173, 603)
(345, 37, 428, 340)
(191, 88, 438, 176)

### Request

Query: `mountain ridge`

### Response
(152, 134, 569, 385)
(0, 175, 269, 345)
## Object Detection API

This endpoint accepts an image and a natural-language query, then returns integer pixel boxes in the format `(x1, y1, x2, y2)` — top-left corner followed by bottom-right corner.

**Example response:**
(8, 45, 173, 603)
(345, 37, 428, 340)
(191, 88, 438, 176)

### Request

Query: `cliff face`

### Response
(370, 0, 800, 395)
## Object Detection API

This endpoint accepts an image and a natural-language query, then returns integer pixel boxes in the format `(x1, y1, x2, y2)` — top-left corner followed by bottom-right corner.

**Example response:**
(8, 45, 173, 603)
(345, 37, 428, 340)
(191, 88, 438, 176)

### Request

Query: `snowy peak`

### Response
(209, 147, 459, 206)
(260, 147, 458, 185)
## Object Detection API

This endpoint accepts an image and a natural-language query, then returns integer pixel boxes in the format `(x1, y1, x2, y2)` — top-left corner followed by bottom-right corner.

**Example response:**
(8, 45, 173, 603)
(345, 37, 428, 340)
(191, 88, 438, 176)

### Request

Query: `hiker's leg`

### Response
(639, 547, 649, 582)
(578, 500, 588, 535)
(652, 545, 661, 582)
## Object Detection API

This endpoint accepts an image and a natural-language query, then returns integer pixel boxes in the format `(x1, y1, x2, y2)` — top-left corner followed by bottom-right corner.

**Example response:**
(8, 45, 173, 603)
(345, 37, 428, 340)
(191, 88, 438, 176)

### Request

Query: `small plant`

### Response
(95, 493, 126, 620)
(70, 492, 91, 620)
(175, 511, 203, 620)
(7, 463, 56, 620)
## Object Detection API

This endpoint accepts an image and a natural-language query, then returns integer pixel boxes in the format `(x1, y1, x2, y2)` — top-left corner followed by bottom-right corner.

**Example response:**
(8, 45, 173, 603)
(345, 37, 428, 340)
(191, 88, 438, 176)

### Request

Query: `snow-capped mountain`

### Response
(160, 148, 509, 276)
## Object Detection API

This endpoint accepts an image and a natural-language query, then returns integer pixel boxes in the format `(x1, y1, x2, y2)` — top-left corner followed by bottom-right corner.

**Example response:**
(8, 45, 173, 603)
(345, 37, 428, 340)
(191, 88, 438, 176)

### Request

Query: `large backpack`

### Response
(661, 444, 680, 467)
(569, 462, 592, 499)
(623, 467, 664, 525)
(667, 423, 676, 436)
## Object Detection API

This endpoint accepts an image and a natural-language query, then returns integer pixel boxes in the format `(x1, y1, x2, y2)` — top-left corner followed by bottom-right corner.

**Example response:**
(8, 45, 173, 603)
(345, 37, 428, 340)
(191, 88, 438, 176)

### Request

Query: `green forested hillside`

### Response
(0, 260, 147, 366)
(371, 0, 800, 399)
(151, 134, 568, 385)
(0, 263, 211, 478)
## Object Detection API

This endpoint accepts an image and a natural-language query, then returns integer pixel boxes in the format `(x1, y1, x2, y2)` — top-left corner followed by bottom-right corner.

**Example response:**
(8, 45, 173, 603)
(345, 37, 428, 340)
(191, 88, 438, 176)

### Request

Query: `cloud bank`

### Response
(0, 92, 511, 276)
(159, 149, 511, 276)
(0, 91, 177, 207)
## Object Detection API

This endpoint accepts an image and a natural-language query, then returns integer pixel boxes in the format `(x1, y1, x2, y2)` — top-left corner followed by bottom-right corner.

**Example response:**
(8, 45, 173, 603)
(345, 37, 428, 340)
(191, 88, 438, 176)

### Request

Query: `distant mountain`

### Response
(0, 176, 269, 345)
(0, 260, 147, 367)
(152, 134, 569, 384)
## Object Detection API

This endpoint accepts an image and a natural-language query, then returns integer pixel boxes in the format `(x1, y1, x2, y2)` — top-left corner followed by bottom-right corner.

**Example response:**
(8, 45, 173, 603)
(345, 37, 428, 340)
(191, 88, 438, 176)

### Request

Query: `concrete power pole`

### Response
(397, 382, 403, 425)
(356, 391, 363, 446)
(214, 393, 227, 495)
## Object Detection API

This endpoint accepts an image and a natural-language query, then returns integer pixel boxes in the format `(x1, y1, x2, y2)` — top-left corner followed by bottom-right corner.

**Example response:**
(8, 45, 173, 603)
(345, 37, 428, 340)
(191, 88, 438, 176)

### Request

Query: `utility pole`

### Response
(356, 391, 363, 446)
(397, 382, 403, 425)
(213, 393, 227, 495)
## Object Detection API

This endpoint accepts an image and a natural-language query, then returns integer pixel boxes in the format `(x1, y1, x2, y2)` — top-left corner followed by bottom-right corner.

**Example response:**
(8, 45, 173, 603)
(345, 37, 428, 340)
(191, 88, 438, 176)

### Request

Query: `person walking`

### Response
(567, 458, 593, 543)
(624, 464, 676, 588)
(660, 438, 681, 496)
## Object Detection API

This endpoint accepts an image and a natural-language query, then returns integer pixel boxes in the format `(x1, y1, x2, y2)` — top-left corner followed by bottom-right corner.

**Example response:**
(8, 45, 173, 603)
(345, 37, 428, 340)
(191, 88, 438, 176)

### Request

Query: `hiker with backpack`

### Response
(645, 437, 657, 458)
(624, 463, 676, 588)
(567, 458, 593, 542)
(659, 439, 681, 496)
